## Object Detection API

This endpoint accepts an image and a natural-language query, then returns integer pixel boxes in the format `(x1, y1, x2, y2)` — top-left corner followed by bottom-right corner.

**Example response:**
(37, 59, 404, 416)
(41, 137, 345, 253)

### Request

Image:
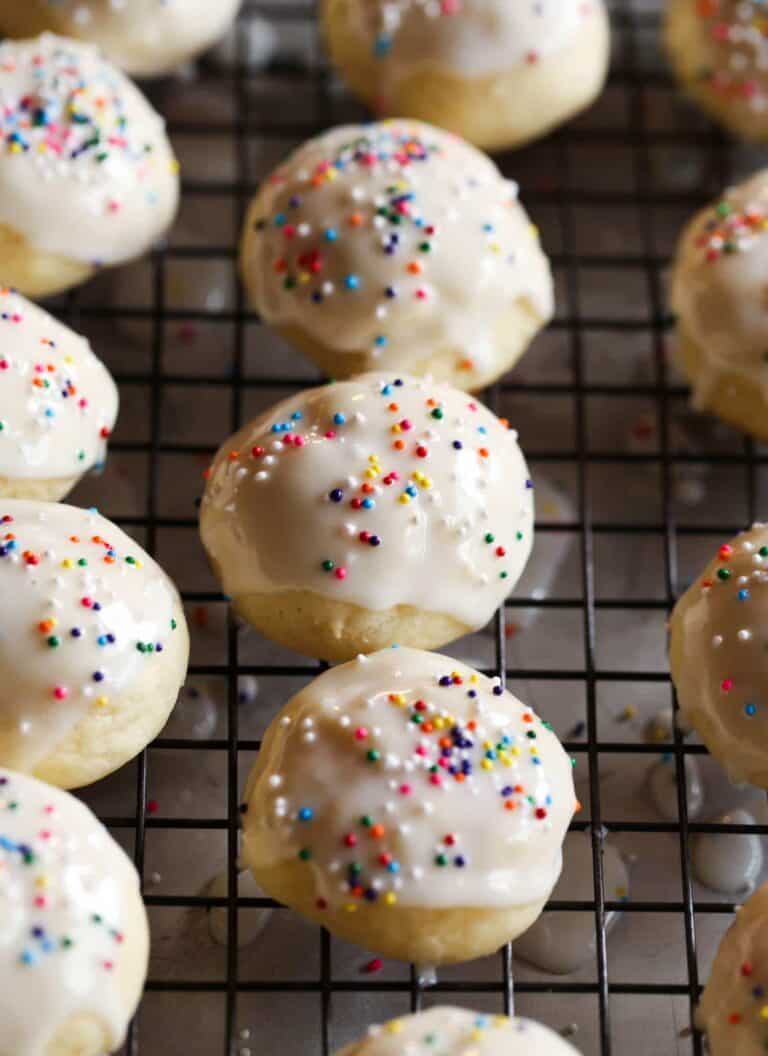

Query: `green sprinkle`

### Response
(484, 533, 495, 543)
(47, 636, 60, 648)
(430, 408, 443, 419)
(434, 854, 448, 867)
(322, 559, 334, 572)
(77, 558, 87, 567)
(298, 848, 312, 861)
(366, 749, 381, 763)
(360, 815, 373, 827)
(717, 568, 731, 581)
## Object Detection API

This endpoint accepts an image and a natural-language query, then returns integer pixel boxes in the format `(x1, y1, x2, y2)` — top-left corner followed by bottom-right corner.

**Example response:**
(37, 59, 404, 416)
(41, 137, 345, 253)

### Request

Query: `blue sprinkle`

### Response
(324, 228, 338, 242)
(344, 274, 360, 290)
(738, 589, 750, 601)
(362, 498, 374, 509)
(298, 807, 313, 822)
(745, 702, 757, 716)
(333, 413, 346, 426)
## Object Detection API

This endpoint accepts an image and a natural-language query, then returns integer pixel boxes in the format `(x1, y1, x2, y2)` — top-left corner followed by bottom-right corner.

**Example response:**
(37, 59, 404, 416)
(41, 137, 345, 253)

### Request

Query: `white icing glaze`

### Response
(0, 289, 118, 482)
(333, 0, 602, 78)
(667, 0, 768, 133)
(241, 120, 553, 376)
(0, 34, 178, 265)
(669, 523, 768, 788)
(698, 882, 768, 1054)
(647, 755, 704, 822)
(242, 648, 577, 911)
(0, 499, 184, 772)
(671, 171, 768, 409)
(0, 768, 148, 1056)
(200, 373, 534, 627)
(0, 1, 243, 76)
(693, 809, 764, 896)
(341, 1007, 579, 1056)
(515, 832, 629, 975)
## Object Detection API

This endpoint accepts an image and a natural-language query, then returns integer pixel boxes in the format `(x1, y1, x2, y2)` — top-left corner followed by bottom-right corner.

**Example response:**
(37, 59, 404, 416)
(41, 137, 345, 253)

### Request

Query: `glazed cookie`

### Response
(0, 499, 189, 789)
(666, 0, 768, 141)
(0, 34, 179, 299)
(0, 1, 242, 77)
(698, 881, 768, 1053)
(669, 523, 768, 788)
(0, 289, 118, 501)
(337, 1007, 580, 1056)
(670, 170, 768, 441)
(241, 648, 577, 965)
(240, 120, 553, 391)
(200, 373, 534, 662)
(0, 768, 148, 1056)
(322, 0, 610, 151)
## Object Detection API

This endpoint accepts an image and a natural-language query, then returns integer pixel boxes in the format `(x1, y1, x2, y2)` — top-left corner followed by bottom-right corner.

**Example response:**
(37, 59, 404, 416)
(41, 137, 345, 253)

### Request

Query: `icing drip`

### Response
(201, 373, 534, 627)
(243, 120, 552, 376)
(0, 288, 118, 481)
(243, 649, 577, 911)
(0, 769, 146, 1056)
(0, 33, 178, 263)
(0, 500, 182, 771)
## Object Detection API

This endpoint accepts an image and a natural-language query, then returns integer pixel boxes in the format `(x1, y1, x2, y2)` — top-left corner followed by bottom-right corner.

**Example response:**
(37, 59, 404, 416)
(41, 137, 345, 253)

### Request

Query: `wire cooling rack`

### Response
(37, 1, 768, 1053)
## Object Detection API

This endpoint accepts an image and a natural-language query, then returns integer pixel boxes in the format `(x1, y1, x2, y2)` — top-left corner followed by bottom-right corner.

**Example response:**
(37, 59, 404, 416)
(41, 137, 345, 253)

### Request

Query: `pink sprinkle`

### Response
(81, 597, 93, 608)
(343, 833, 358, 847)
(355, 727, 368, 740)
(361, 958, 383, 974)
(34, 895, 48, 908)
(53, 686, 68, 701)
(334, 567, 347, 580)
(429, 774, 442, 786)
(103, 960, 114, 971)
(324, 430, 336, 439)
(147, 799, 159, 814)
(43, 805, 54, 815)
(415, 745, 428, 757)
(721, 679, 733, 693)
(399, 783, 412, 795)
(293, 435, 305, 447)
(38, 830, 51, 840)
(0, 359, 8, 370)
(11, 313, 21, 323)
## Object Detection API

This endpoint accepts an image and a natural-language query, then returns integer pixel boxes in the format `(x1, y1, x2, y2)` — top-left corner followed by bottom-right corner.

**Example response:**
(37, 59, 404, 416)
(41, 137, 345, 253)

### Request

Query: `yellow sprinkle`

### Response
(170, 159, 181, 174)
(298, 272, 310, 285)
(61, 559, 74, 569)
(433, 717, 445, 730)
(391, 424, 402, 434)
(510, 746, 520, 757)
(384, 892, 397, 906)
(368, 455, 379, 464)
(481, 759, 493, 772)
(483, 739, 493, 750)
(344, 903, 357, 914)
(489, 242, 502, 254)
(530, 747, 539, 756)
(64, 355, 73, 364)
(386, 1021, 403, 1035)
(96, 696, 109, 709)
(761, 1005, 768, 1021)
(399, 494, 410, 505)
(390, 693, 406, 706)
(493, 1017, 508, 1028)
(9, 143, 22, 154)
(35, 875, 49, 890)
(502, 756, 512, 767)
(470, 674, 478, 684)
(365, 468, 378, 480)
(135, 560, 143, 569)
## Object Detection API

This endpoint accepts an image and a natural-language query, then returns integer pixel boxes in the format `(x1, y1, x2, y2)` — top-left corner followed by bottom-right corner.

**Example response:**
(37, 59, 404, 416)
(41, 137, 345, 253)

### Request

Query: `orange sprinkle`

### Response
(407, 261, 422, 275)
(348, 212, 364, 227)
(228, 451, 240, 461)
(478, 447, 489, 458)
(458, 358, 474, 371)
(388, 402, 399, 412)
(370, 824, 385, 839)
(393, 439, 405, 451)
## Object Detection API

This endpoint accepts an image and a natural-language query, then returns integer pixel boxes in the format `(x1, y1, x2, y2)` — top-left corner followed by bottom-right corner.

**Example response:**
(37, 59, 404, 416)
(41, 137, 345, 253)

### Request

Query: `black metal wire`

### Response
(37, 0, 761, 1052)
